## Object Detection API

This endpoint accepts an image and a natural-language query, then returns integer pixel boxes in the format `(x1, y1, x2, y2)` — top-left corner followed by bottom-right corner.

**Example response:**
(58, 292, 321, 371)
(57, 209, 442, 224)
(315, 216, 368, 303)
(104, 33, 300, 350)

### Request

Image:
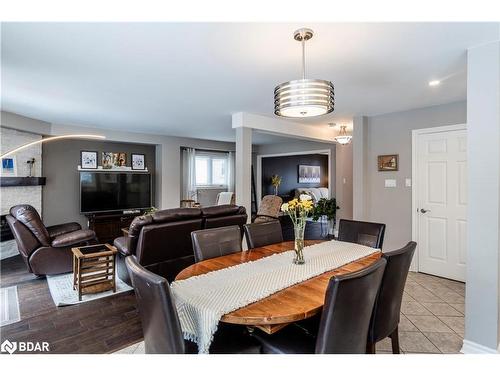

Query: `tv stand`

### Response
(86, 211, 144, 244)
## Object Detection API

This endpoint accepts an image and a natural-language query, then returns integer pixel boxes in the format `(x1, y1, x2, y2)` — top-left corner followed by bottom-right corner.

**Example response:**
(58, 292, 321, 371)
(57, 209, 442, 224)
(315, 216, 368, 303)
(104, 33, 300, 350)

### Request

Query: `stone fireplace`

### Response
(1, 127, 43, 259)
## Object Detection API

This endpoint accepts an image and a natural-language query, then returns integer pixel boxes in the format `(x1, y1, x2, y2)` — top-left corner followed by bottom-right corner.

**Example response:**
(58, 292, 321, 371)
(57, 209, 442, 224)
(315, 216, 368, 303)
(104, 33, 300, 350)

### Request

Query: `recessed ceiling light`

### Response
(429, 80, 441, 87)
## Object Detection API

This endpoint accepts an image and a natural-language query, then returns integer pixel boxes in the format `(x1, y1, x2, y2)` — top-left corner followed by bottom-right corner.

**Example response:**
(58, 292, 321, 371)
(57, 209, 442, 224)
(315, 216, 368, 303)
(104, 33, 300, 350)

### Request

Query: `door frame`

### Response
(256, 149, 332, 209)
(411, 123, 467, 272)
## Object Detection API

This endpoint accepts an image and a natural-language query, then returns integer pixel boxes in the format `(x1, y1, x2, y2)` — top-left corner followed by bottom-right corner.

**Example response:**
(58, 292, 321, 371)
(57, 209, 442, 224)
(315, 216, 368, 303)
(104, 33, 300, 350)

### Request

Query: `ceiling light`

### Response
(1, 134, 106, 158)
(274, 28, 334, 118)
(333, 125, 352, 145)
(428, 80, 441, 87)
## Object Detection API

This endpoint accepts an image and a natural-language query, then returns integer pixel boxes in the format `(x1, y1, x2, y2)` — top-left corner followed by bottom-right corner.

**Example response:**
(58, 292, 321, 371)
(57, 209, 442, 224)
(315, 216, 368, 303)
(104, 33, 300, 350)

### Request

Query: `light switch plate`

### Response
(385, 179, 397, 188)
(405, 178, 412, 187)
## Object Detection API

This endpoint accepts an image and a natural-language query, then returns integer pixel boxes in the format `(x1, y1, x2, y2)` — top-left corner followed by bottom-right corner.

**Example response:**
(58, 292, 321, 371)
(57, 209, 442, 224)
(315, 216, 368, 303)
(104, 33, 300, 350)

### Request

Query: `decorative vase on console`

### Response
(271, 174, 282, 196)
(281, 194, 314, 264)
(311, 198, 340, 239)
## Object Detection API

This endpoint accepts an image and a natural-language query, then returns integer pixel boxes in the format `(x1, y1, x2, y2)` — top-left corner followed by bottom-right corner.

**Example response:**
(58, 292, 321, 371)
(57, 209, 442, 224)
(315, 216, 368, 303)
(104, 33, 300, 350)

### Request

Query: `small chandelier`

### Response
(274, 28, 334, 118)
(333, 125, 352, 145)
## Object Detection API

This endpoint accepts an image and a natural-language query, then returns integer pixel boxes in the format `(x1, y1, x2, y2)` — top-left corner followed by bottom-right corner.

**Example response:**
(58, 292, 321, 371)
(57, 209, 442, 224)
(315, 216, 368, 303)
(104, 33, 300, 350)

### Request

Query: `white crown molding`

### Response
(461, 339, 499, 354)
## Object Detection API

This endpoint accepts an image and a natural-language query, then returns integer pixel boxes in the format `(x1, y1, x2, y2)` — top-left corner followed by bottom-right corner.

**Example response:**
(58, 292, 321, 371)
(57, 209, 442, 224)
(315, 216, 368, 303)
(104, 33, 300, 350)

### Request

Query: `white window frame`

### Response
(195, 151, 229, 189)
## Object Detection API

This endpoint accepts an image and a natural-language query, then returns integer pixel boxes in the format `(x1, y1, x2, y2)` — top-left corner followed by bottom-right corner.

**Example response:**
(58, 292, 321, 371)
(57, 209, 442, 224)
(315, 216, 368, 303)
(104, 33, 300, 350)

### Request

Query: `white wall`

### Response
(464, 40, 500, 353)
(354, 101, 467, 251)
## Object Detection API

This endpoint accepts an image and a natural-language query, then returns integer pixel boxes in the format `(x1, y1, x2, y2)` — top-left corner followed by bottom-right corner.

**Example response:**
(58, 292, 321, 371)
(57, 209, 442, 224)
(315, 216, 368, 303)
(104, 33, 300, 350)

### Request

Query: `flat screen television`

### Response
(80, 172, 152, 214)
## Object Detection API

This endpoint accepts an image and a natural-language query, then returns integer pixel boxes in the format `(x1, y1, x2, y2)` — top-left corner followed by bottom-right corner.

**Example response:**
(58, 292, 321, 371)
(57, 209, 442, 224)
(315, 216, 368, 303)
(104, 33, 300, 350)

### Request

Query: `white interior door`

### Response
(415, 126, 467, 281)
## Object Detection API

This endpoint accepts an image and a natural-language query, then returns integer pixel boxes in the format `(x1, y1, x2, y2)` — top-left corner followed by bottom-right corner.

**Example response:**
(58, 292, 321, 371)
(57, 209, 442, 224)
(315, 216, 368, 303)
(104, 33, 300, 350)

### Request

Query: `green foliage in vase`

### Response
(311, 198, 340, 222)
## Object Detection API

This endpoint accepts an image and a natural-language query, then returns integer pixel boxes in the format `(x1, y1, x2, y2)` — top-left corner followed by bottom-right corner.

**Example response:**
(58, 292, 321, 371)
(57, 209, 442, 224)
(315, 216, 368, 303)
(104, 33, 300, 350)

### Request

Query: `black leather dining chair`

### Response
(125, 255, 260, 354)
(366, 241, 417, 354)
(244, 221, 283, 249)
(251, 258, 387, 354)
(191, 225, 242, 262)
(338, 219, 386, 249)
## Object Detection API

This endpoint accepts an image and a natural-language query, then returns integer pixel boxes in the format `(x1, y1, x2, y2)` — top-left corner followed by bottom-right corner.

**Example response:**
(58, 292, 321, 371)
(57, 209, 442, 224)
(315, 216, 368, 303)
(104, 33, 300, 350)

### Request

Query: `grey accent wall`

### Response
(42, 139, 156, 227)
(363, 101, 467, 251)
(335, 142, 353, 222)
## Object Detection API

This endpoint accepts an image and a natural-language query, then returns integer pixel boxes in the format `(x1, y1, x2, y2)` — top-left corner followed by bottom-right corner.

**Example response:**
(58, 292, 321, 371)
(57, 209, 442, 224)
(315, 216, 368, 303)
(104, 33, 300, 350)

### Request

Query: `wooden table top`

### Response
(175, 240, 381, 334)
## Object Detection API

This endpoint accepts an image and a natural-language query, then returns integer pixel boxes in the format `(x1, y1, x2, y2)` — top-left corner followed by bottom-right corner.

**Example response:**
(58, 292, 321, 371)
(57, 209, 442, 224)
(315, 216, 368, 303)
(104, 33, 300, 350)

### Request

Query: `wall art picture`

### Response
(102, 152, 114, 169)
(298, 165, 321, 184)
(131, 153, 146, 170)
(378, 154, 399, 171)
(80, 151, 98, 169)
(113, 152, 127, 167)
(1, 156, 17, 176)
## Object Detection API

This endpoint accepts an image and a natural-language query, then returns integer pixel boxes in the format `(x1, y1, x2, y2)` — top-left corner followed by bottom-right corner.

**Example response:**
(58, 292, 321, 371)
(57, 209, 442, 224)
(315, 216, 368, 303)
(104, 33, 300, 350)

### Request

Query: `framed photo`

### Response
(131, 153, 146, 170)
(378, 154, 399, 171)
(102, 152, 114, 169)
(298, 165, 321, 184)
(80, 151, 97, 169)
(113, 152, 127, 167)
(1, 156, 17, 176)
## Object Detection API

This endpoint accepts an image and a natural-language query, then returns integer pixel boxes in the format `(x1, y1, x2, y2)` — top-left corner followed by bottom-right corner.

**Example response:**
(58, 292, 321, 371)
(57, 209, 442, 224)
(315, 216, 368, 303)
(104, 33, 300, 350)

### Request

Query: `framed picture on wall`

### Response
(298, 165, 321, 184)
(102, 152, 113, 169)
(1, 156, 17, 176)
(131, 153, 146, 170)
(80, 151, 98, 169)
(113, 152, 127, 167)
(378, 154, 399, 171)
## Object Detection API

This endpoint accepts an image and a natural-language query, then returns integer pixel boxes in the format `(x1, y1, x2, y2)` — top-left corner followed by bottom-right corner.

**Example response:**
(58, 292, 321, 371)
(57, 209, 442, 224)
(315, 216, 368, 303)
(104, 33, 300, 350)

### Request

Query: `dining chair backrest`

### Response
(125, 255, 185, 354)
(244, 221, 283, 249)
(191, 225, 242, 262)
(315, 257, 387, 354)
(367, 242, 417, 343)
(338, 219, 386, 249)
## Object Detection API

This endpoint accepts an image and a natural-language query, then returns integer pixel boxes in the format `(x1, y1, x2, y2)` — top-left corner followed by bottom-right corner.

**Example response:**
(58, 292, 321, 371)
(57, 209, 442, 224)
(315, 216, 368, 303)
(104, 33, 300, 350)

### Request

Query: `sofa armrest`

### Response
(47, 222, 82, 239)
(114, 236, 131, 256)
(51, 229, 95, 248)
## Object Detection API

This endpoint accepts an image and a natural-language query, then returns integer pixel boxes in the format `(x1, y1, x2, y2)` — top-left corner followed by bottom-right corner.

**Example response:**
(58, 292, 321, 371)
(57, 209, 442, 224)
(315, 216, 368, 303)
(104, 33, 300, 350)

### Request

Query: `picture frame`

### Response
(102, 152, 114, 169)
(1, 156, 17, 176)
(298, 165, 321, 184)
(378, 154, 399, 171)
(80, 151, 98, 169)
(113, 152, 127, 167)
(131, 153, 146, 170)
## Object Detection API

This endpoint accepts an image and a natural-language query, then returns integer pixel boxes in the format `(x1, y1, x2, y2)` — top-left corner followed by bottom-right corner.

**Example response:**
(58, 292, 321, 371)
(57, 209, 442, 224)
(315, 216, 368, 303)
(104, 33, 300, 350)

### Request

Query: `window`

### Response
(195, 152, 228, 187)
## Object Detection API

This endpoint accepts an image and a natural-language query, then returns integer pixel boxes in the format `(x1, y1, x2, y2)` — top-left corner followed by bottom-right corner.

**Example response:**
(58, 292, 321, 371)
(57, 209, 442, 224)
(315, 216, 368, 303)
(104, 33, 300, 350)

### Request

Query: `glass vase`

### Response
(293, 219, 306, 264)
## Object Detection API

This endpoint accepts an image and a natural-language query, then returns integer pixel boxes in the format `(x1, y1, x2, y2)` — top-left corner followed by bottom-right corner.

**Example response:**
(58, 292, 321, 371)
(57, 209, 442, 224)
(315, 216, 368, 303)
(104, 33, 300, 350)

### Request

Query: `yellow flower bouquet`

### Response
(281, 194, 314, 264)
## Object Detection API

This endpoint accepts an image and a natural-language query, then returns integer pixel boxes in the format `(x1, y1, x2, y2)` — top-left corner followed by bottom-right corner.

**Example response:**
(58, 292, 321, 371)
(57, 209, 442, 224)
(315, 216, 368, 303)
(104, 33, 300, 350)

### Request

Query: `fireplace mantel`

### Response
(0, 177, 47, 187)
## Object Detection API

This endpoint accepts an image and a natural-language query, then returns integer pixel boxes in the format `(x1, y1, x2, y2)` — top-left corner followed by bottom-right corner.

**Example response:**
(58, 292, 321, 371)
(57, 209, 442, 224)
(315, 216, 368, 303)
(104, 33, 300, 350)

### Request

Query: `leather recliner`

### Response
(6, 205, 97, 275)
(114, 205, 247, 284)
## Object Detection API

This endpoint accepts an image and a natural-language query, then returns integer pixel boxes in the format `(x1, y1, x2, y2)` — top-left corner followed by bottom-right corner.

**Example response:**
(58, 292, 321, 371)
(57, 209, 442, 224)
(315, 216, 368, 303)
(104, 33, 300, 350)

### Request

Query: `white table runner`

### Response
(171, 240, 379, 353)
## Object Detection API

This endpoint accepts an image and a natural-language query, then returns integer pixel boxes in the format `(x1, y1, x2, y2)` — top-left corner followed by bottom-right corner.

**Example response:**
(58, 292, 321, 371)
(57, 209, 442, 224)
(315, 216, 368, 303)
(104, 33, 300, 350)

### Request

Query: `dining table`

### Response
(175, 240, 382, 335)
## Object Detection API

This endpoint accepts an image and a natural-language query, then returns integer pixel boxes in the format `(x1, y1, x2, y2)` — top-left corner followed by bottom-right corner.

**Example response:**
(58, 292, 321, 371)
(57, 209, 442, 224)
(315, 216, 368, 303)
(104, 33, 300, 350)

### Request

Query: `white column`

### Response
(235, 126, 252, 220)
(464, 40, 500, 353)
(352, 115, 368, 220)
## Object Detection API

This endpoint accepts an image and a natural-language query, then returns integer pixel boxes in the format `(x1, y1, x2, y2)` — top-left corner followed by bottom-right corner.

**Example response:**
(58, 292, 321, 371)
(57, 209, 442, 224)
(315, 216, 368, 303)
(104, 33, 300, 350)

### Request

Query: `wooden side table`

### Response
(72, 243, 118, 301)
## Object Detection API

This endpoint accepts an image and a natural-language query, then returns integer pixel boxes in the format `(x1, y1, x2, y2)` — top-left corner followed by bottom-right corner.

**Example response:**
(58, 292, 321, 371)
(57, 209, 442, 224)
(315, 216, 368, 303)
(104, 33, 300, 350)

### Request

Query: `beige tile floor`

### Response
(114, 272, 465, 354)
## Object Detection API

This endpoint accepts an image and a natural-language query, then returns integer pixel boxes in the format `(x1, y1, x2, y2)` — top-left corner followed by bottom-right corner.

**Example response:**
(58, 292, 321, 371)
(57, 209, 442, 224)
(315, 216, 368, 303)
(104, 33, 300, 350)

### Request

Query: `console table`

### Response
(86, 212, 142, 244)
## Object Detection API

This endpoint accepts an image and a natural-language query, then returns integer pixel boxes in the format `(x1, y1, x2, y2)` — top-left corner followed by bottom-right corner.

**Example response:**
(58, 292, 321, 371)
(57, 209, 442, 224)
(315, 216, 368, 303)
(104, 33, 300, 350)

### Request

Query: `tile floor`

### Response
(114, 271, 465, 354)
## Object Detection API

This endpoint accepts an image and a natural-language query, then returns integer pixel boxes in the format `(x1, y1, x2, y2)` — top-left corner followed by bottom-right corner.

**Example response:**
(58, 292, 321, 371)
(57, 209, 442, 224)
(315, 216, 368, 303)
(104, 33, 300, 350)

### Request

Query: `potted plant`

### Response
(271, 174, 282, 196)
(311, 198, 340, 236)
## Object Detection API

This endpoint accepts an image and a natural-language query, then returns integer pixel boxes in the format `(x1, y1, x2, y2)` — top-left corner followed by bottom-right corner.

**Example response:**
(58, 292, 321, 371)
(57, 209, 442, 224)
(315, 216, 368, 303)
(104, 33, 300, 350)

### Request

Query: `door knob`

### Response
(420, 208, 431, 214)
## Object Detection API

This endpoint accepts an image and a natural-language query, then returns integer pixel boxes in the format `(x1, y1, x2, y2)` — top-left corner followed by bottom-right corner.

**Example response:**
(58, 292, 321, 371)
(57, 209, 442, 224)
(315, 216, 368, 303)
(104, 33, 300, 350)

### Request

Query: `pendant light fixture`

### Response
(333, 125, 352, 145)
(274, 28, 334, 118)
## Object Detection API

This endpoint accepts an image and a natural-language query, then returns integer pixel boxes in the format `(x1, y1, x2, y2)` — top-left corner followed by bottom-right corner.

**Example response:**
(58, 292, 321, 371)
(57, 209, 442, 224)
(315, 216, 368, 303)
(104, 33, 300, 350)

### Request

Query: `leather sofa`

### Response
(6, 205, 97, 275)
(114, 205, 247, 284)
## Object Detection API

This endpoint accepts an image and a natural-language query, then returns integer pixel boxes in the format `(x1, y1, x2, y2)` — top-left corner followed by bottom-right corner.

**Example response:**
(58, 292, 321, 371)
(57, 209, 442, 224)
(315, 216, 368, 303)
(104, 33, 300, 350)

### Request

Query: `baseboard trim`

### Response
(461, 339, 499, 354)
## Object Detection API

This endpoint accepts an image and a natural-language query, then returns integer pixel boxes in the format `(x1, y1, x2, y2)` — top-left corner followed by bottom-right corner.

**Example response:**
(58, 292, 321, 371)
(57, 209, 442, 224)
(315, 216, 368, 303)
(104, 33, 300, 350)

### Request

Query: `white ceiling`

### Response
(1, 22, 498, 143)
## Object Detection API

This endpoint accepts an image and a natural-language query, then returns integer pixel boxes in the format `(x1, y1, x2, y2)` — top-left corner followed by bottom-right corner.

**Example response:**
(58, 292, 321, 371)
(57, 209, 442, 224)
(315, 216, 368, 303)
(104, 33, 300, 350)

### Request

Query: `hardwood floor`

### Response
(0, 255, 143, 354)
